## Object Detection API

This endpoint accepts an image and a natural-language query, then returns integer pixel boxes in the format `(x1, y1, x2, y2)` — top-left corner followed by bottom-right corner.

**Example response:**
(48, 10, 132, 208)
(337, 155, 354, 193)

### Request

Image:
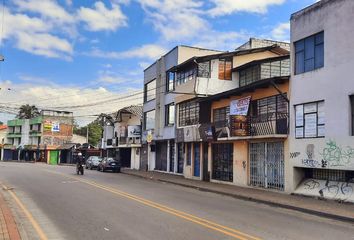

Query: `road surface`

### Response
(0, 162, 353, 240)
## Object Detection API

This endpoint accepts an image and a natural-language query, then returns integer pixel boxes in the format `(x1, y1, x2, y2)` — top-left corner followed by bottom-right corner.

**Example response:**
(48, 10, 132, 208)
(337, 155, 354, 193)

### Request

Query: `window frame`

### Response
(294, 101, 325, 139)
(144, 79, 156, 103)
(218, 58, 232, 80)
(165, 103, 175, 127)
(294, 31, 324, 75)
(178, 100, 200, 127)
(143, 109, 155, 130)
(166, 71, 175, 92)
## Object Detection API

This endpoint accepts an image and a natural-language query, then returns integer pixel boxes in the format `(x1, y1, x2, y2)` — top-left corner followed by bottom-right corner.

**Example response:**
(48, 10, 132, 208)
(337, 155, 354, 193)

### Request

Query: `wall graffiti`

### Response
(299, 178, 354, 202)
(320, 140, 354, 167)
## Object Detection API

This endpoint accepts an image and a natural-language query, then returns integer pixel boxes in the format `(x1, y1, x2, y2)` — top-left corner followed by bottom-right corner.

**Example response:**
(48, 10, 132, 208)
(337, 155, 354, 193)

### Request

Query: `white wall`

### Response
(289, 0, 354, 190)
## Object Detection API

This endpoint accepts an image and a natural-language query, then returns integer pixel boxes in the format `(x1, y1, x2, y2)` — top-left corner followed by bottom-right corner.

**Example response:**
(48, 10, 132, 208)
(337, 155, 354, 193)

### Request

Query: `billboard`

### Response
(128, 125, 141, 138)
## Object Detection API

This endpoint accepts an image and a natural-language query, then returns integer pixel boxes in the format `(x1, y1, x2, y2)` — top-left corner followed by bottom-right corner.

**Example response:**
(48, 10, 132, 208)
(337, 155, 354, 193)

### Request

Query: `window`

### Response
(295, 101, 325, 138)
(144, 80, 156, 102)
(178, 100, 199, 127)
(176, 67, 197, 86)
(351, 95, 354, 136)
(166, 71, 175, 92)
(186, 143, 191, 166)
(144, 110, 155, 130)
(218, 58, 232, 80)
(213, 107, 230, 128)
(295, 31, 324, 74)
(165, 103, 175, 126)
(197, 61, 210, 78)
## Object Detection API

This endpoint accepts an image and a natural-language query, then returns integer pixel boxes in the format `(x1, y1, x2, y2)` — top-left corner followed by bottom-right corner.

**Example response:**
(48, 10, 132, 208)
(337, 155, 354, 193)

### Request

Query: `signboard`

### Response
(128, 125, 141, 138)
(147, 130, 153, 143)
(43, 120, 52, 131)
(52, 122, 60, 132)
(199, 124, 216, 142)
(230, 96, 251, 116)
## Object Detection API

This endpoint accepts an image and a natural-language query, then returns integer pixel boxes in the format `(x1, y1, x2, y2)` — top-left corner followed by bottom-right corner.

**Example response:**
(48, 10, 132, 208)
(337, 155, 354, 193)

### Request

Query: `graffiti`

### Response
(320, 140, 354, 167)
(303, 179, 320, 190)
(302, 159, 320, 168)
(290, 152, 300, 159)
(306, 144, 315, 160)
(301, 179, 353, 202)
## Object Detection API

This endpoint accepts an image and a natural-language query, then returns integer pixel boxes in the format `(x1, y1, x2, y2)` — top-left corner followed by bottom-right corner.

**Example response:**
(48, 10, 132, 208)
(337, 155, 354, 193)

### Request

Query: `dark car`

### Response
(86, 156, 102, 170)
(97, 157, 121, 173)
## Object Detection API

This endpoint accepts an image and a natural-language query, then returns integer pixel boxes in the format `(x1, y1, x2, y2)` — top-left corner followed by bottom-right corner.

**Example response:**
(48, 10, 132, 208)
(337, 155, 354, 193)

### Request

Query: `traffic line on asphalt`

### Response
(1, 183, 48, 240)
(45, 170, 262, 240)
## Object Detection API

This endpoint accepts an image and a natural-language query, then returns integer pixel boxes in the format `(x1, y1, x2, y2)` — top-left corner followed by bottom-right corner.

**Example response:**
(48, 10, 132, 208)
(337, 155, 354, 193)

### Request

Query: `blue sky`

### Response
(0, 0, 316, 125)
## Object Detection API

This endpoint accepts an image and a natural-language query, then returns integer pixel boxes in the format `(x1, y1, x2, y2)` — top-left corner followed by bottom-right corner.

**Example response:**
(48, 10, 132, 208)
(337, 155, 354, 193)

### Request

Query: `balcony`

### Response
(212, 113, 288, 140)
(237, 55, 290, 87)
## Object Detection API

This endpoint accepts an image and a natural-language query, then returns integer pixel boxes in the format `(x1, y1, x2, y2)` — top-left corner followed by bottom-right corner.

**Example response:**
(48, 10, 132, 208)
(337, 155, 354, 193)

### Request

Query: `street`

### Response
(0, 162, 353, 240)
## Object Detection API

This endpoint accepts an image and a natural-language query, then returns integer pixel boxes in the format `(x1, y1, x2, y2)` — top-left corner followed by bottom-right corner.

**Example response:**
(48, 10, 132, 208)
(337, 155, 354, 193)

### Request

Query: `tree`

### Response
(73, 119, 102, 146)
(17, 104, 40, 119)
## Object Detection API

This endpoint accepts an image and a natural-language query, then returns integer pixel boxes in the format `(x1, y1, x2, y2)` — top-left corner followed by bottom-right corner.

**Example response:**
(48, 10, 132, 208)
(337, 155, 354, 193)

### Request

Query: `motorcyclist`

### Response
(76, 152, 84, 175)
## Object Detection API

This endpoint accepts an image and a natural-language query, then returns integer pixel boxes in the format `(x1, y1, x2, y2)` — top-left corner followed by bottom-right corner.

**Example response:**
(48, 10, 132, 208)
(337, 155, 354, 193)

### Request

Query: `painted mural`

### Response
(290, 138, 354, 170)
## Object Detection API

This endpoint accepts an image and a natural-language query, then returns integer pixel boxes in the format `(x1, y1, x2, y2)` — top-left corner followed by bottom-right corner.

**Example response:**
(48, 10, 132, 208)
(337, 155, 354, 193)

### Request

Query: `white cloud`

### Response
(0, 81, 142, 125)
(77, 2, 127, 31)
(208, 0, 286, 16)
(194, 31, 250, 50)
(85, 44, 167, 60)
(271, 22, 290, 41)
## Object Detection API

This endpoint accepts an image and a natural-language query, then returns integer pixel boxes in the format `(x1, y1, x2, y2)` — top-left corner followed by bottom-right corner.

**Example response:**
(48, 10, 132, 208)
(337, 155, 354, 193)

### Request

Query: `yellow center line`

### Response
(45, 169, 262, 240)
(1, 183, 48, 240)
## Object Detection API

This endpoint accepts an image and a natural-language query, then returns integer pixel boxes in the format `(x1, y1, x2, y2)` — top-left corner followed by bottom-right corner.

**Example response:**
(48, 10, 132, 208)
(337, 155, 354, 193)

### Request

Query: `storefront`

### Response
(212, 143, 233, 182)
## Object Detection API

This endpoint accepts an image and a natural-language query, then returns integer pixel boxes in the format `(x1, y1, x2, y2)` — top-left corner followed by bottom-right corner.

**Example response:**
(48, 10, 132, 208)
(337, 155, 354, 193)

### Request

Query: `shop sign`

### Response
(43, 120, 52, 131)
(230, 96, 251, 116)
(199, 124, 216, 141)
(128, 125, 141, 138)
(52, 122, 60, 132)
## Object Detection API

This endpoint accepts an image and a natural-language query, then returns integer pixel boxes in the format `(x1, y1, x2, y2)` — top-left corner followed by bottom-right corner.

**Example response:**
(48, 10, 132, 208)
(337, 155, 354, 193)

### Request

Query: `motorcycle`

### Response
(76, 163, 84, 175)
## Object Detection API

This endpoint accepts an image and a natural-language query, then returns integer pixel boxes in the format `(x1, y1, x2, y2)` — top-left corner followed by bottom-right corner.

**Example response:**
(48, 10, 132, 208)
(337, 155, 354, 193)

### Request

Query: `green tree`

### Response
(73, 119, 103, 146)
(17, 104, 40, 119)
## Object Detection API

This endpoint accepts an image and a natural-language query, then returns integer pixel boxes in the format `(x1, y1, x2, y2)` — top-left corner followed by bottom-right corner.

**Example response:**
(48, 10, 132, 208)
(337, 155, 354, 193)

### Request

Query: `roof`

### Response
(199, 76, 290, 103)
(233, 55, 290, 72)
(169, 45, 289, 72)
(115, 105, 143, 121)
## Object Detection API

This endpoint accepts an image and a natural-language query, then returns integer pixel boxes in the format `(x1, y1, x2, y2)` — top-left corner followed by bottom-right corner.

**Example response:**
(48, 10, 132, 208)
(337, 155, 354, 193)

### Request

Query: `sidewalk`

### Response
(122, 169, 354, 223)
(0, 189, 21, 240)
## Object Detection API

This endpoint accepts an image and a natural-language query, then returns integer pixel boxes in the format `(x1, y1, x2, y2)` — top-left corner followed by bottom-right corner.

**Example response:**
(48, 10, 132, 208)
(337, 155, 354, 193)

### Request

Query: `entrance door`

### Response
(140, 145, 148, 171)
(202, 143, 209, 181)
(155, 141, 167, 171)
(177, 143, 184, 174)
(212, 143, 233, 182)
(169, 141, 175, 172)
(120, 148, 131, 168)
(49, 150, 59, 165)
(193, 143, 200, 177)
(249, 142, 284, 191)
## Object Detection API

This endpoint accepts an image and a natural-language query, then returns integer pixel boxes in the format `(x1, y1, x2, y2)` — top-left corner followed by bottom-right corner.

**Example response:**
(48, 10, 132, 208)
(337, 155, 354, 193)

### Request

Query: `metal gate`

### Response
(250, 142, 284, 191)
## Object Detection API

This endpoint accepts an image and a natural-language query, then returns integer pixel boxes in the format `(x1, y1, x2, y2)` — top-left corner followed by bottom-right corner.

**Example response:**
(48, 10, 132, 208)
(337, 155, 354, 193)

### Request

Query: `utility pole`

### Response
(86, 125, 89, 144)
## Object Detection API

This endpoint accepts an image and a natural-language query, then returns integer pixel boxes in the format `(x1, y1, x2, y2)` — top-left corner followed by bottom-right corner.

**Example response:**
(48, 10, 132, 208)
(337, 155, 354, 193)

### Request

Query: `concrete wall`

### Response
(289, 0, 354, 191)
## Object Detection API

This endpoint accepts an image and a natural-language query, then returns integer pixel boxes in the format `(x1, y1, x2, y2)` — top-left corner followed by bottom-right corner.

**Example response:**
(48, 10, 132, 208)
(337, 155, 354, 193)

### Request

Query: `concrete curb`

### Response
(122, 171, 354, 224)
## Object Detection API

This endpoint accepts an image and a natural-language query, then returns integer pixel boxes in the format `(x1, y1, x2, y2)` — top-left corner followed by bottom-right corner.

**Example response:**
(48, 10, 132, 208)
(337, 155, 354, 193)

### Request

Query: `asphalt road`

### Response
(0, 162, 353, 240)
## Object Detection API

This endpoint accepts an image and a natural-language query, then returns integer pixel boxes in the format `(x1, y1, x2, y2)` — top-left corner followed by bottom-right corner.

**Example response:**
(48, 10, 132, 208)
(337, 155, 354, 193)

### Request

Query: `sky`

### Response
(0, 0, 317, 125)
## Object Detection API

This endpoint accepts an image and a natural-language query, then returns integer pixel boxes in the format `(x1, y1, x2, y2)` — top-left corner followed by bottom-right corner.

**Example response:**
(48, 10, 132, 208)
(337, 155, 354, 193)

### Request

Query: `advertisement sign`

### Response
(52, 122, 60, 132)
(43, 120, 52, 131)
(199, 124, 216, 141)
(230, 96, 251, 116)
(128, 125, 141, 138)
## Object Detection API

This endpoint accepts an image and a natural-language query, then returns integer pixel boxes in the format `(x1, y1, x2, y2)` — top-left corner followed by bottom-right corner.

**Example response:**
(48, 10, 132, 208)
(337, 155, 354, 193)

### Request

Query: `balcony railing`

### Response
(213, 113, 288, 138)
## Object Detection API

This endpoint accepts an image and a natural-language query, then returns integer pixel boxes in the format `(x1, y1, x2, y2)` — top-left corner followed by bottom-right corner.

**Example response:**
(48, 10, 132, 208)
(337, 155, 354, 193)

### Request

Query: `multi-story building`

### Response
(3, 110, 73, 164)
(142, 46, 223, 173)
(289, 0, 354, 202)
(172, 44, 290, 186)
(101, 105, 142, 170)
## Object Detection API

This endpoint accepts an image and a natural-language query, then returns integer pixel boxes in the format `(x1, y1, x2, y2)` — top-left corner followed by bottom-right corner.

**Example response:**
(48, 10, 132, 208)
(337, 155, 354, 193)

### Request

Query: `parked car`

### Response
(86, 156, 102, 170)
(97, 157, 121, 173)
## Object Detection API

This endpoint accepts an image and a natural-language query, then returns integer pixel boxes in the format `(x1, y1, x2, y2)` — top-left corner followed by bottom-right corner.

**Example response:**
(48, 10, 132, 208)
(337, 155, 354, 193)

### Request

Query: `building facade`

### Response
(289, 0, 354, 202)
(3, 110, 73, 164)
(142, 46, 223, 173)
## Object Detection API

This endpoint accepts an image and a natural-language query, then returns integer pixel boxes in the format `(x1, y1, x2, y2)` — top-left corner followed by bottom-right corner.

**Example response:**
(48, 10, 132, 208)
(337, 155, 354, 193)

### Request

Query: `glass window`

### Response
(178, 100, 199, 127)
(295, 101, 325, 138)
(198, 61, 210, 78)
(295, 31, 324, 74)
(166, 71, 175, 92)
(165, 103, 175, 126)
(176, 67, 197, 86)
(144, 110, 155, 130)
(144, 80, 156, 102)
(213, 107, 230, 128)
(218, 58, 232, 80)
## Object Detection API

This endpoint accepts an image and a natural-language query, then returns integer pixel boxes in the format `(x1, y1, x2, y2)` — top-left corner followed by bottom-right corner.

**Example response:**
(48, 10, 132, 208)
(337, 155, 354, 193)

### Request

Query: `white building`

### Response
(142, 46, 223, 173)
(289, 0, 354, 202)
